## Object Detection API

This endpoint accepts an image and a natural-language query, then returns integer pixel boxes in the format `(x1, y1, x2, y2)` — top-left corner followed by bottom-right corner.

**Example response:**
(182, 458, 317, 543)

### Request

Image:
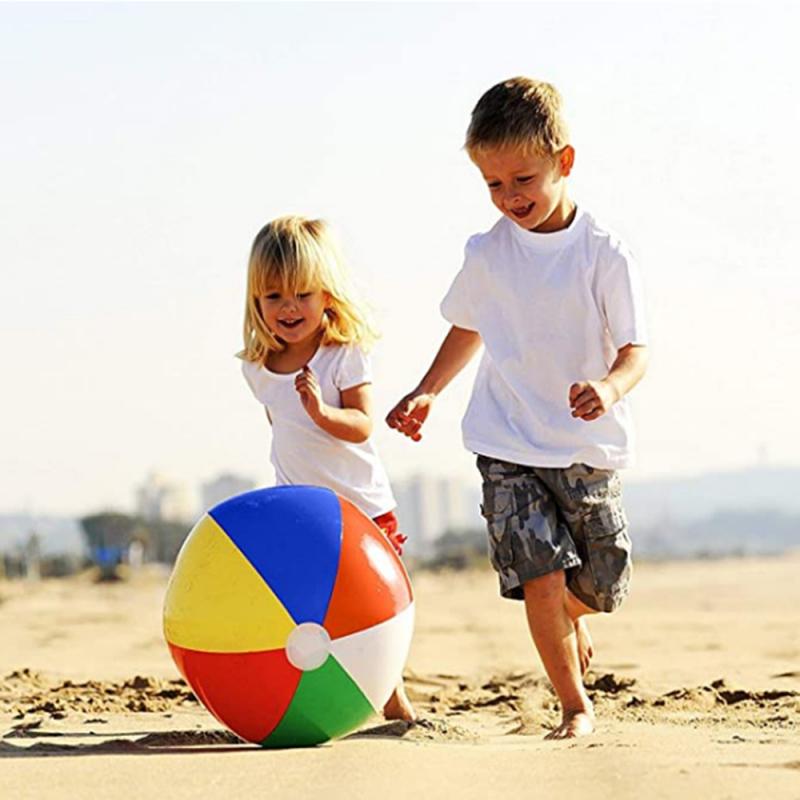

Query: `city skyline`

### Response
(3, 461, 799, 560)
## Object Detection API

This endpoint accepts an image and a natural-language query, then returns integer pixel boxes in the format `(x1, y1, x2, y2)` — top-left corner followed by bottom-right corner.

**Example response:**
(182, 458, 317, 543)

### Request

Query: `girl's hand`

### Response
(569, 379, 618, 421)
(295, 366, 326, 421)
(386, 390, 435, 442)
(385, 530, 408, 556)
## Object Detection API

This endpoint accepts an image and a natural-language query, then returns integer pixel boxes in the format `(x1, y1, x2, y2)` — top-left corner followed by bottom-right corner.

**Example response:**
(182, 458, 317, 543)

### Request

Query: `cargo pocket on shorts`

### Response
(480, 486, 515, 570)
(582, 501, 632, 613)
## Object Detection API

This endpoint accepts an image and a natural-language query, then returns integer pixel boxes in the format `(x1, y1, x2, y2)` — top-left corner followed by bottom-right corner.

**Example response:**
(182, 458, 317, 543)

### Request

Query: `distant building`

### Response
(200, 473, 256, 514)
(393, 474, 483, 557)
(24, 532, 41, 580)
(135, 472, 193, 523)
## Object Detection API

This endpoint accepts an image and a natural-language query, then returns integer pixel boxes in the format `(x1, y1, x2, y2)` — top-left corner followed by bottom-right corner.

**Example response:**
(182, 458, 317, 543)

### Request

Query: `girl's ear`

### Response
(323, 293, 337, 323)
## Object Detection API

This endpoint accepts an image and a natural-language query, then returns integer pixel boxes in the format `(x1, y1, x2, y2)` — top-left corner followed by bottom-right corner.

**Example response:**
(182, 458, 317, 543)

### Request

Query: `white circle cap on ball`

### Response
(285, 622, 332, 671)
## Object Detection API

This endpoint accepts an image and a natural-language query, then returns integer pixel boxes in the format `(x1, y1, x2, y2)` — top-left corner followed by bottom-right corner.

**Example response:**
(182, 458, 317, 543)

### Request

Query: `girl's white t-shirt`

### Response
(440, 208, 648, 470)
(241, 344, 396, 519)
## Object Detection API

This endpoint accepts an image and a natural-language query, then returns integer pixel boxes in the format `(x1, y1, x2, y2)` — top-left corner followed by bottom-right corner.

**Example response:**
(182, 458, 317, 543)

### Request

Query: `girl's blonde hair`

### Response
(239, 215, 377, 363)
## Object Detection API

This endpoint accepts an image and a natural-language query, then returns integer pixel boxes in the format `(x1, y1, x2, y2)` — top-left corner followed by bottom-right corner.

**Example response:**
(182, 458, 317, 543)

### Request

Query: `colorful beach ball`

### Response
(163, 485, 414, 748)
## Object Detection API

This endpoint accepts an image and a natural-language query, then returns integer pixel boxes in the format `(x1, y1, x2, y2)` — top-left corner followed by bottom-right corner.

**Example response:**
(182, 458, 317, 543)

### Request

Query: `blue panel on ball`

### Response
(209, 486, 342, 625)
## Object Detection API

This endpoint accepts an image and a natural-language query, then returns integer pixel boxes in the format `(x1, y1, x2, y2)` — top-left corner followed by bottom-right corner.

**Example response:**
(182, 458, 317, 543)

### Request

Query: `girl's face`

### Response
(257, 285, 329, 346)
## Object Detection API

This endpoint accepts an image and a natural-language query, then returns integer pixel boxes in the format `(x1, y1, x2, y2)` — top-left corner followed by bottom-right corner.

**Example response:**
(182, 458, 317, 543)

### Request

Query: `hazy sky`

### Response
(2, 2, 798, 515)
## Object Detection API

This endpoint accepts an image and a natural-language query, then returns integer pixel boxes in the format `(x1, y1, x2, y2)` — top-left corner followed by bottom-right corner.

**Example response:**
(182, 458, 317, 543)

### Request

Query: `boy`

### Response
(386, 77, 648, 739)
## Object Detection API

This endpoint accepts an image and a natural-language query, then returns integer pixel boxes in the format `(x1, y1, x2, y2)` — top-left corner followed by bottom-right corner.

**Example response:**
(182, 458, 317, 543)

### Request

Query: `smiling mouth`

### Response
(510, 203, 534, 218)
(279, 319, 304, 329)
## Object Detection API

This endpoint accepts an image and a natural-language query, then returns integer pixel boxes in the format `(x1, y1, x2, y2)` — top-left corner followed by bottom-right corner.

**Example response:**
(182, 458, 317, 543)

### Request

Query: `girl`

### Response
(238, 215, 415, 722)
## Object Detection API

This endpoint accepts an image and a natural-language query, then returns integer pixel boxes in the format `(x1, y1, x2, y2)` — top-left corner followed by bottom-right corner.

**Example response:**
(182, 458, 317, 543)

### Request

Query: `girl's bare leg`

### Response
(383, 679, 417, 722)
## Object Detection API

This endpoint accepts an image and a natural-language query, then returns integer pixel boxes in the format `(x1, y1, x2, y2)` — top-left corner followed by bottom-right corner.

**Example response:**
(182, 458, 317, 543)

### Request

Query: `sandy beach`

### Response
(1, 556, 798, 799)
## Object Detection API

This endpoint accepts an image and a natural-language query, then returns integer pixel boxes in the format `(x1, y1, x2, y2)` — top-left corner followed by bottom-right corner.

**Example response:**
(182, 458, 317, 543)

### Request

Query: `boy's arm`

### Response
(386, 325, 482, 441)
(295, 367, 373, 443)
(569, 343, 649, 421)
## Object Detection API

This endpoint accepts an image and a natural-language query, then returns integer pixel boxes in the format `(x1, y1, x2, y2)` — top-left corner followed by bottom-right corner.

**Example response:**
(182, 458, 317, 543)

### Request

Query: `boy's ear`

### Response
(558, 145, 575, 177)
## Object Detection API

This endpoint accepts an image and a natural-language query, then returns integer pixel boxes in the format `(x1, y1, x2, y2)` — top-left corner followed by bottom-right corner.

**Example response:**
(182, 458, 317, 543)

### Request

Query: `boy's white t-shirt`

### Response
(241, 344, 396, 518)
(441, 208, 648, 470)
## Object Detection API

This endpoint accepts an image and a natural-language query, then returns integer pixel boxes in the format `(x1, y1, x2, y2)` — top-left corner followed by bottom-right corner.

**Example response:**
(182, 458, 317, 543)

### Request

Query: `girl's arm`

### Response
(295, 367, 373, 443)
(386, 325, 483, 441)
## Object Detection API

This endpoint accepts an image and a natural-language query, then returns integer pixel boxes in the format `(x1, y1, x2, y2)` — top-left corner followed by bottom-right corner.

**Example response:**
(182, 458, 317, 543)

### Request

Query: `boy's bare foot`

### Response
(383, 685, 417, 722)
(544, 707, 595, 740)
(575, 617, 593, 675)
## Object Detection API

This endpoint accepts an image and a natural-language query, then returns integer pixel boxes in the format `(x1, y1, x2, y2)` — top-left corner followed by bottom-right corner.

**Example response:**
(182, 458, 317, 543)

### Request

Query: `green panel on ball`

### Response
(261, 655, 374, 748)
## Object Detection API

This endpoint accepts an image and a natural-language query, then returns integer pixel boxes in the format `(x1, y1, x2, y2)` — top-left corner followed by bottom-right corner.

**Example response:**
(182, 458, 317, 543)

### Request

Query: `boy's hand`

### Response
(386, 390, 435, 442)
(295, 366, 326, 421)
(569, 380, 618, 421)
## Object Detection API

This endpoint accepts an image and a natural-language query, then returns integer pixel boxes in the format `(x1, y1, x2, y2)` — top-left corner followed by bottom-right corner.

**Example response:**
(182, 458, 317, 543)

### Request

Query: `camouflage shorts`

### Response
(476, 455, 632, 612)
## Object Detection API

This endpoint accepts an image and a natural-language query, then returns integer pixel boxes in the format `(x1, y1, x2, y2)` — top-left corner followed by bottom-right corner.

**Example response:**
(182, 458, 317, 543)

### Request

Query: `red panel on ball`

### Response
(169, 643, 301, 743)
(323, 498, 413, 640)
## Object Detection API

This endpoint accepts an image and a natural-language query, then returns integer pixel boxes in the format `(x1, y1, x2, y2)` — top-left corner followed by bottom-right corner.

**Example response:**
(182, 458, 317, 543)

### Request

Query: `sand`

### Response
(1, 556, 798, 799)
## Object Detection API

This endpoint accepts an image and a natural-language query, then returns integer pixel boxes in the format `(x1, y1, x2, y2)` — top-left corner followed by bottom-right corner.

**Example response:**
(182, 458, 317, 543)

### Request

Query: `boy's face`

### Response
(471, 145, 575, 233)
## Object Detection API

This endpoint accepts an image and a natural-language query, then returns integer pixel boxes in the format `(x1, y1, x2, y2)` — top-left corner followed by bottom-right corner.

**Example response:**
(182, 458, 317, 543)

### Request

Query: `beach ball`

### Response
(163, 485, 414, 748)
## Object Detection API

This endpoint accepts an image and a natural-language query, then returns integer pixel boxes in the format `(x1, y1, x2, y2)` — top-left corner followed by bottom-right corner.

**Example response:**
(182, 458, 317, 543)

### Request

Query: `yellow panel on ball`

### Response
(163, 514, 296, 653)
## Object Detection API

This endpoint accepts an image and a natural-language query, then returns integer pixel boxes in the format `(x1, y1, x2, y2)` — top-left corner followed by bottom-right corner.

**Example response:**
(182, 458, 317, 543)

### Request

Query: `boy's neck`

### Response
(528, 195, 576, 234)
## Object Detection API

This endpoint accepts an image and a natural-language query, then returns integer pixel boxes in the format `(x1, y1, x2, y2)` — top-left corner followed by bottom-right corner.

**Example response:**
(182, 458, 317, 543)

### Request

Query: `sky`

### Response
(1, 2, 799, 516)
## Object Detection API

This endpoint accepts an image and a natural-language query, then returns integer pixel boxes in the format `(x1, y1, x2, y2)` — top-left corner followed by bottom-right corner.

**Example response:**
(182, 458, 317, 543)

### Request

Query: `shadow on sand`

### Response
(0, 720, 427, 759)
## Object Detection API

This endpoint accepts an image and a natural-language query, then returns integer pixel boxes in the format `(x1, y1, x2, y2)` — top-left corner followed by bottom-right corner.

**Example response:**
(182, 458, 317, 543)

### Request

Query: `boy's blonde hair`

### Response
(465, 77, 570, 159)
(239, 215, 376, 363)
